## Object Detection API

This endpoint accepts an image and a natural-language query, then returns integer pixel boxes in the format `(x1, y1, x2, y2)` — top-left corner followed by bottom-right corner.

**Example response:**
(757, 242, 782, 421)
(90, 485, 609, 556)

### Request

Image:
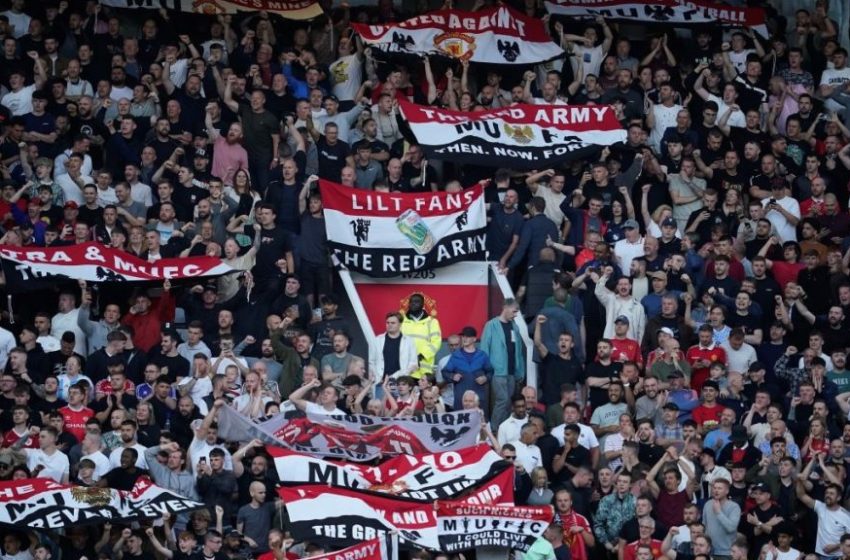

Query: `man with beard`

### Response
(252, 204, 294, 292)
(170, 396, 203, 449)
(795, 304, 850, 354)
(145, 117, 179, 165)
(635, 418, 665, 466)
(553, 489, 594, 560)
(270, 330, 319, 399)
(107, 419, 148, 469)
(795, 481, 850, 559)
(206, 107, 248, 187)
(534, 319, 584, 407)
(105, 115, 143, 177)
(145, 440, 199, 503)
(248, 339, 284, 387)
(270, 276, 311, 330)
(309, 295, 351, 360)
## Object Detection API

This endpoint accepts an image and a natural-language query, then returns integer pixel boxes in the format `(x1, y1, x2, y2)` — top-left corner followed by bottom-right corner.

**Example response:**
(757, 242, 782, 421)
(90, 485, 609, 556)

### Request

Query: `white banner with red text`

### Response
(436, 501, 553, 552)
(216, 406, 481, 461)
(320, 180, 487, 276)
(398, 100, 627, 169)
(544, 0, 767, 36)
(0, 477, 205, 529)
(0, 243, 234, 289)
(269, 444, 513, 504)
(352, 6, 563, 64)
(101, 0, 322, 20)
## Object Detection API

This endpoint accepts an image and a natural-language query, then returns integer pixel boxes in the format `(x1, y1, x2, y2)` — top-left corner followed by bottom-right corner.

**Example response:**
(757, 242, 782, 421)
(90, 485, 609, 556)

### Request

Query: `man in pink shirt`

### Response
(206, 102, 248, 185)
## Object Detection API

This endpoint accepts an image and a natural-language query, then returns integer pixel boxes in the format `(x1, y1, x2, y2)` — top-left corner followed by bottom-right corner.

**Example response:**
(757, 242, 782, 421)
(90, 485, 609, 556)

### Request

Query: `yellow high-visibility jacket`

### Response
(400, 313, 442, 378)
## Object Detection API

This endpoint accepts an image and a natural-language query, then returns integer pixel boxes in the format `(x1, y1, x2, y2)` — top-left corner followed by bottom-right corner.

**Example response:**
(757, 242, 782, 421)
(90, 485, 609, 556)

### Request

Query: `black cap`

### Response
(750, 482, 771, 494)
(324, 94, 339, 104)
(730, 425, 748, 443)
(460, 326, 477, 338)
(667, 370, 684, 379)
(662, 402, 680, 411)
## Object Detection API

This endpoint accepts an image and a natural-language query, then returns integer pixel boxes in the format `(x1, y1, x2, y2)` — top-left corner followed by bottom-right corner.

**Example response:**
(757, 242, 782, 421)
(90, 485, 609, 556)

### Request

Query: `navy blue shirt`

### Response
(508, 214, 559, 269)
(486, 203, 524, 261)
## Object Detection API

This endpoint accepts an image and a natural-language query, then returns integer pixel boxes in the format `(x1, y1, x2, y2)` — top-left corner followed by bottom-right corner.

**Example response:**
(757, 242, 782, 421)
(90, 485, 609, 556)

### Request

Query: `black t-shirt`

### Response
(149, 351, 190, 382)
(709, 169, 747, 198)
(727, 312, 761, 337)
(103, 467, 149, 491)
(383, 335, 402, 376)
(316, 137, 350, 182)
(540, 353, 584, 407)
(585, 361, 622, 409)
(253, 226, 291, 281)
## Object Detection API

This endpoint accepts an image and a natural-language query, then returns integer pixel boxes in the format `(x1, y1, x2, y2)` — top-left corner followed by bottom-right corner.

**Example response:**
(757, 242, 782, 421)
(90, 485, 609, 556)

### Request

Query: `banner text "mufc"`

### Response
(418, 106, 611, 125)
(368, 9, 525, 34)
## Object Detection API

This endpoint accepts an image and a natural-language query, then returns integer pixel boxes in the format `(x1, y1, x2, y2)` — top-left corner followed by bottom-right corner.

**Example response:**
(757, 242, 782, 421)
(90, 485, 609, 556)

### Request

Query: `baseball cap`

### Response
(662, 402, 680, 411)
(614, 315, 630, 325)
(324, 94, 339, 104)
(661, 217, 677, 228)
(667, 370, 684, 379)
(730, 425, 748, 443)
(460, 326, 477, 338)
(64, 201, 79, 210)
(649, 270, 668, 280)
(750, 482, 771, 494)
(194, 148, 208, 158)
(623, 218, 639, 229)
(657, 327, 675, 337)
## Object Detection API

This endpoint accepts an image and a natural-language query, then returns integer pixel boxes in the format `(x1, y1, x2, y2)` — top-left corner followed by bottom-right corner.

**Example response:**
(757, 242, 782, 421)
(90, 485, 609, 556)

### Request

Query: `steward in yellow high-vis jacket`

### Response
(400, 293, 442, 379)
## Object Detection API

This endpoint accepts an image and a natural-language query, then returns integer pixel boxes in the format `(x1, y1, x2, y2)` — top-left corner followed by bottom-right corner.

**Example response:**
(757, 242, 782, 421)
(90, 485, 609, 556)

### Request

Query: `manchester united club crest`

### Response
(503, 124, 534, 144)
(433, 32, 476, 61)
(192, 0, 226, 15)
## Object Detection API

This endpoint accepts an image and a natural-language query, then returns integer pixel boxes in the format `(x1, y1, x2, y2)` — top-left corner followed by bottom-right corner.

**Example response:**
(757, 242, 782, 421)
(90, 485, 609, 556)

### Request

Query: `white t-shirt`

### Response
(762, 196, 800, 243)
(510, 439, 542, 474)
(214, 356, 248, 375)
(535, 185, 566, 227)
(130, 181, 153, 206)
(497, 415, 529, 447)
(51, 308, 87, 356)
(650, 103, 683, 151)
(109, 443, 149, 469)
(820, 67, 850, 112)
(168, 58, 190, 88)
(1, 84, 36, 116)
(0, 326, 15, 370)
(571, 44, 604, 78)
(82, 450, 112, 481)
(177, 376, 213, 410)
(614, 237, 646, 276)
(232, 394, 272, 418)
(707, 94, 745, 128)
(66, 79, 94, 100)
(1, 9, 31, 38)
(109, 85, 134, 102)
(728, 49, 755, 74)
(305, 402, 344, 416)
(551, 422, 599, 449)
(813, 500, 850, 555)
(56, 173, 94, 205)
(329, 54, 363, 102)
(25, 448, 70, 483)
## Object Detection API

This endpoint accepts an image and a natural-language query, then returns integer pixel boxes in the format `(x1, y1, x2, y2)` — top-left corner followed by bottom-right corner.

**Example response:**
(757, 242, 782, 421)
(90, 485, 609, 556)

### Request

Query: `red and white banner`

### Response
(348, 261, 492, 342)
(102, 0, 323, 20)
(280, 485, 551, 552)
(353, 6, 563, 64)
(307, 536, 397, 560)
(399, 100, 626, 169)
(437, 502, 553, 552)
(270, 444, 513, 504)
(0, 477, 205, 529)
(279, 485, 440, 549)
(321, 180, 487, 276)
(544, 0, 768, 36)
(0, 243, 234, 283)
(216, 406, 481, 461)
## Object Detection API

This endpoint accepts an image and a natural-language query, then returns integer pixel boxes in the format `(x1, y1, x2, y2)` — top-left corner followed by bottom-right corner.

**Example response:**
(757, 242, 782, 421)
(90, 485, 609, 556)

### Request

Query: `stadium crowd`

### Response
(1, 1, 850, 560)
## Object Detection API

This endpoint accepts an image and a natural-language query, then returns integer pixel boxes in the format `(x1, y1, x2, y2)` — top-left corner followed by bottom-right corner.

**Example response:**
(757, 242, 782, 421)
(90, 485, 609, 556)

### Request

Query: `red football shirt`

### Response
(611, 338, 643, 367)
(59, 405, 94, 443)
(692, 403, 724, 428)
(686, 345, 727, 391)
